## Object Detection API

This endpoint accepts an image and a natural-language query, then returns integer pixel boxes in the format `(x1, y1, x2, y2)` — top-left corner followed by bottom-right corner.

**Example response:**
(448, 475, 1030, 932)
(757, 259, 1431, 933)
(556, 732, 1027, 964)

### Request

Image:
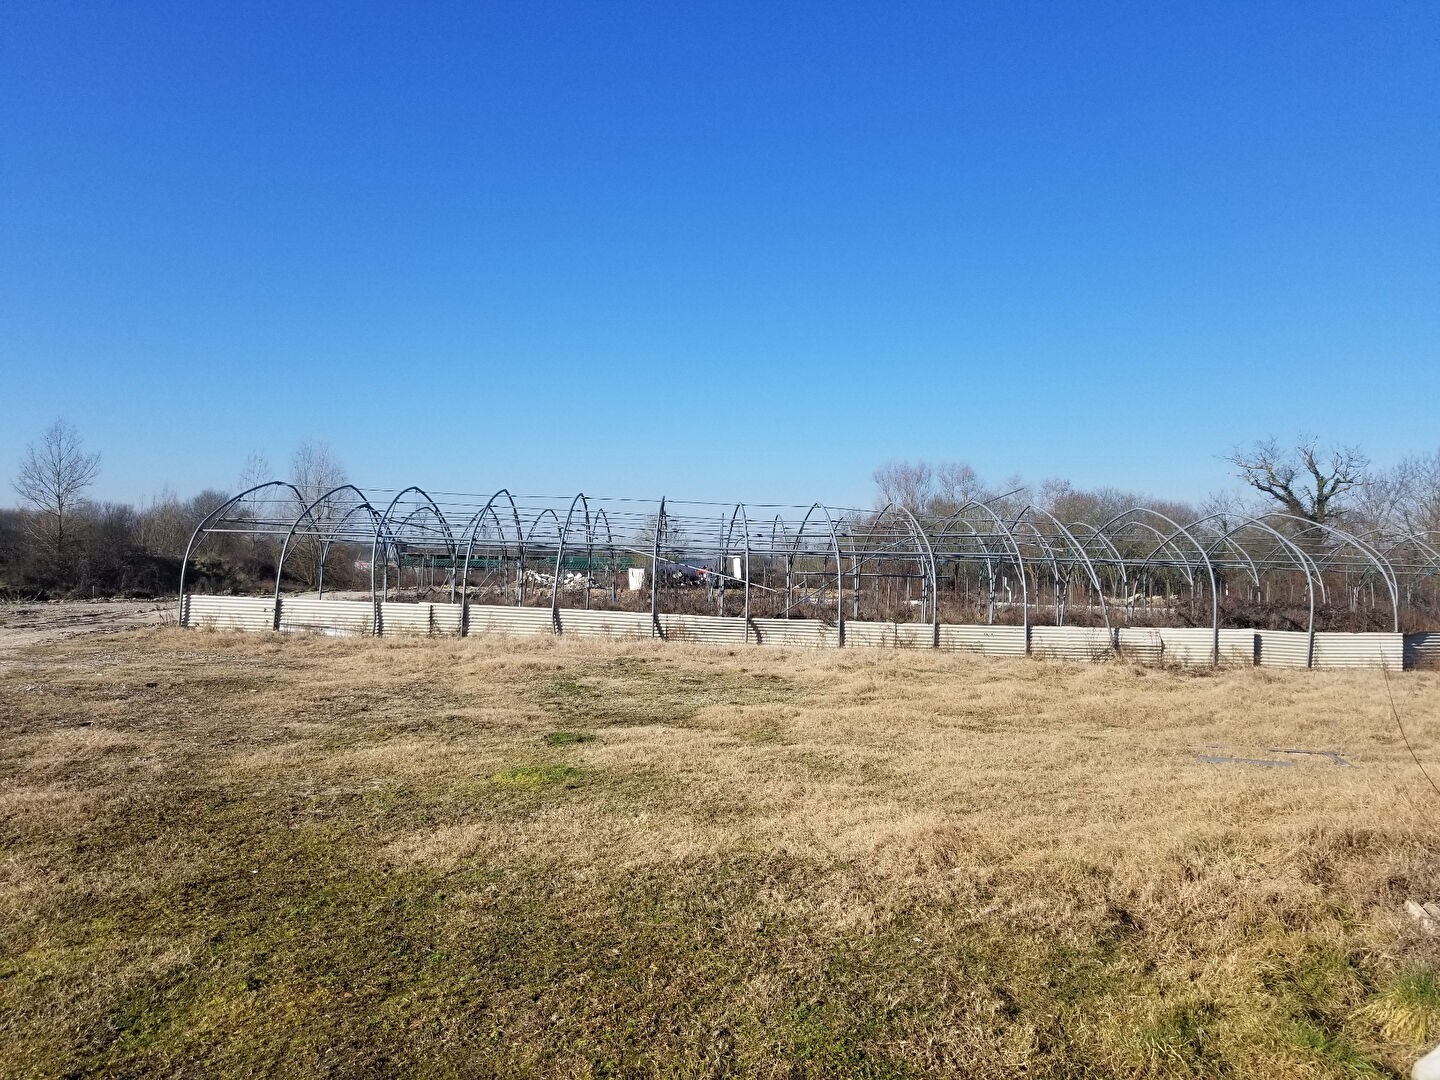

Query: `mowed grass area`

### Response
(2, 631, 1440, 1078)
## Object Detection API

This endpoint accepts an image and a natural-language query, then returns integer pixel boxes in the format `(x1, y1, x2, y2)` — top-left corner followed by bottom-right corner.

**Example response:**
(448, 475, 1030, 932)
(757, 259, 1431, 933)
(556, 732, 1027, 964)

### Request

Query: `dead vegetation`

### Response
(2, 628, 1440, 1077)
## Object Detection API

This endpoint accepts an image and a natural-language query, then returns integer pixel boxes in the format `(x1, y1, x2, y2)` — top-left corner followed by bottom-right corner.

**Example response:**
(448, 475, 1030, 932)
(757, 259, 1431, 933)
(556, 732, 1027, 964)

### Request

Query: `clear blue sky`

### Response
(3, 1, 1436, 508)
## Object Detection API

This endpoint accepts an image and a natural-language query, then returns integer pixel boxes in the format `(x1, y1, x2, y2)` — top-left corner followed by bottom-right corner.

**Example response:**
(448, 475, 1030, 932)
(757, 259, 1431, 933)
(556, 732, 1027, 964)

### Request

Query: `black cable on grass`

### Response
(1383, 662, 1440, 801)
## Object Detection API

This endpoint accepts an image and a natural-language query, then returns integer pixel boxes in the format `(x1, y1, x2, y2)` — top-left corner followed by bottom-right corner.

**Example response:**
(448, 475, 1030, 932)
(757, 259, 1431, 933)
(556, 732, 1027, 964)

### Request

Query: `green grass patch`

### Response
(546, 678, 598, 699)
(492, 764, 585, 790)
(1132, 1000, 1224, 1074)
(542, 730, 595, 746)
(1290, 1018, 1381, 1075)
(1357, 968, 1440, 1044)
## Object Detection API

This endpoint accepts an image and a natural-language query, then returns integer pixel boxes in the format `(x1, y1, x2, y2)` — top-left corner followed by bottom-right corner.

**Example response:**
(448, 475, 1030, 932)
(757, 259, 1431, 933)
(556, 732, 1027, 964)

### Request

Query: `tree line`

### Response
(872, 437, 1440, 537)
(1, 420, 349, 599)
(4, 419, 1438, 600)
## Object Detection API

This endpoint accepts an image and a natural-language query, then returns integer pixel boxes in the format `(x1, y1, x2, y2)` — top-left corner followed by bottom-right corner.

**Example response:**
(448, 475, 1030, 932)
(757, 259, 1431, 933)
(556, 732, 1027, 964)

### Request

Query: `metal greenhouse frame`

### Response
(178, 483, 1439, 668)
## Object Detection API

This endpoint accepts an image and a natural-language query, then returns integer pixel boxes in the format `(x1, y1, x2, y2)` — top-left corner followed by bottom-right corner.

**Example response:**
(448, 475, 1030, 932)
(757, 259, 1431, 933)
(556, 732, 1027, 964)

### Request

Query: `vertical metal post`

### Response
(743, 539, 752, 643)
(716, 514, 725, 617)
(650, 498, 664, 638)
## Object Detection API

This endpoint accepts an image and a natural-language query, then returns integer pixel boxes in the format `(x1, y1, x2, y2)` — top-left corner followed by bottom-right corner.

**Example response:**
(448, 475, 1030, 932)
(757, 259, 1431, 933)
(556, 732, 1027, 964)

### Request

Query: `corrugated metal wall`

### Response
(1030, 625, 1116, 662)
(464, 604, 554, 636)
(1117, 628, 1164, 663)
(182, 595, 274, 632)
(751, 618, 840, 648)
(660, 613, 747, 645)
(1256, 630, 1311, 667)
(555, 608, 653, 640)
(379, 602, 432, 635)
(1406, 633, 1440, 669)
(1311, 632, 1403, 669)
(432, 603, 464, 636)
(937, 624, 1028, 656)
(283, 598, 374, 635)
(1217, 629, 1260, 665)
(844, 621, 933, 648)
(179, 595, 1420, 668)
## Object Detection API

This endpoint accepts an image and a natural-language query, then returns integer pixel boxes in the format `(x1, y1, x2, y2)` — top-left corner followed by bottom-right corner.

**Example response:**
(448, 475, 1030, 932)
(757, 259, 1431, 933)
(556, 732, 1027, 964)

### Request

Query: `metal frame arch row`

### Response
(458, 489, 528, 616)
(388, 504, 458, 601)
(650, 497, 666, 637)
(315, 500, 394, 599)
(861, 502, 939, 640)
(1262, 513, 1400, 632)
(550, 493, 593, 629)
(1098, 508, 1220, 663)
(943, 501, 1031, 644)
(1063, 522, 1129, 621)
(591, 507, 619, 604)
(721, 502, 755, 640)
(934, 511, 1004, 625)
(786, 502, 847, 638)
(370, 486, 460, 632)
(1009, 507, 1074, 630)
(1018, 505, 1113, 642)
(1197, 515, 1322, 666)
(524, 507, 564, 611)
(177, 481, 310, 625)
(273, 484, 388, 631)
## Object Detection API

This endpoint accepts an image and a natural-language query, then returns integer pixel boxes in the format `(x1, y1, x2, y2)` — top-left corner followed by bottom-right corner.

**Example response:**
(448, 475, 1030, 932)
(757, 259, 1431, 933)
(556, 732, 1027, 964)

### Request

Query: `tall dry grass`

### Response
(1, 628, 1438, 1077)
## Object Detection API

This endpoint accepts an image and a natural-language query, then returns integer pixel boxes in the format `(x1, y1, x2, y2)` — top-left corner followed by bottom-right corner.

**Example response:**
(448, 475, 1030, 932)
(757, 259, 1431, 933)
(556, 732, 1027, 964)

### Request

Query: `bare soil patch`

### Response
(0, 600, 170, 665)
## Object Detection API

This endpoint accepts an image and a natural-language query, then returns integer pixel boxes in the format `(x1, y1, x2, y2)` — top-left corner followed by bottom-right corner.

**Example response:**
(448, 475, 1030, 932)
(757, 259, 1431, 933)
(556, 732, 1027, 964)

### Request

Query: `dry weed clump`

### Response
(1, 627, 1439, 1077)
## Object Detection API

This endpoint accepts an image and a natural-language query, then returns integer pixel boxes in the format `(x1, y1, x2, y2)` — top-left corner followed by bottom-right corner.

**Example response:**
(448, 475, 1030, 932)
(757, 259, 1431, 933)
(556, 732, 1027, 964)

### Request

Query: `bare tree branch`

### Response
(1228, 437, 1368, 524)
(288, 440, 350, 588)
(13, 419, 101, 559)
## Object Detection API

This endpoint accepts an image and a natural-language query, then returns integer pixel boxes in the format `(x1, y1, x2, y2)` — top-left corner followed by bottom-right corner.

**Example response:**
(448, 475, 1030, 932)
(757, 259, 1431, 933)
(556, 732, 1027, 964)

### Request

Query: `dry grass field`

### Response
(3, 627, 1440, 1078)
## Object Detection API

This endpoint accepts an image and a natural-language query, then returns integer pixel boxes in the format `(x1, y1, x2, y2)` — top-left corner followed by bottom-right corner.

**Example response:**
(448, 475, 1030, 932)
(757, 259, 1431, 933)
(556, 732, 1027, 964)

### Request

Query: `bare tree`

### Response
(933, 462, 986, 515)
(874, 460, 989, 517)
(873, 460, 934, 513)
(13, 419, 101, 561)
(1392, 448, 1440, 535)
(1041, 480, 1197, 527)
(1227, 438, 1368, 526)
(237, 450, 273, 492)
(137, 486, 188, 557)
(287, 440, 350, 588)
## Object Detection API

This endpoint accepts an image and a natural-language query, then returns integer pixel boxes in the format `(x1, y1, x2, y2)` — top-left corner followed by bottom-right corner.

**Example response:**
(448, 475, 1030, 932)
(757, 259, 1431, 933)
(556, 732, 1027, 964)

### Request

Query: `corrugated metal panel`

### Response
(1112, 629, 1257, 666)
(183, 594, 274, 632)
(465, 604, 555, 636)
(1030, 625, 1116, 662)
(843, 621, 933, 648)
(557, 608, 653, 640)
(1217, 629, 1258, 665)
(1256, 630, 1310, 667)
(1154, 628, 1208, 664)
(751, 618, 839, 648)
(1117, 628, 1164, 663)
(1406, 632, 1440, 670)
(283, 598, 374, 636)
(432, 603, 464, 636)
(183, 595, 1402, 672)
(661, 613, 748, 645)
(1150, 628, 1256, 666)
(937, 624, 1028, 656)
(380, 602, 433, 635)
(1311, 632, 1403, 670)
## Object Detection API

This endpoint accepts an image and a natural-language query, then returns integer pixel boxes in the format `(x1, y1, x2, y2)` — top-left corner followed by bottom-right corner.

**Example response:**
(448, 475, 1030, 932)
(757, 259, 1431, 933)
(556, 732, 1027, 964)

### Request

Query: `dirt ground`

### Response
(0, 599, 171, 663)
